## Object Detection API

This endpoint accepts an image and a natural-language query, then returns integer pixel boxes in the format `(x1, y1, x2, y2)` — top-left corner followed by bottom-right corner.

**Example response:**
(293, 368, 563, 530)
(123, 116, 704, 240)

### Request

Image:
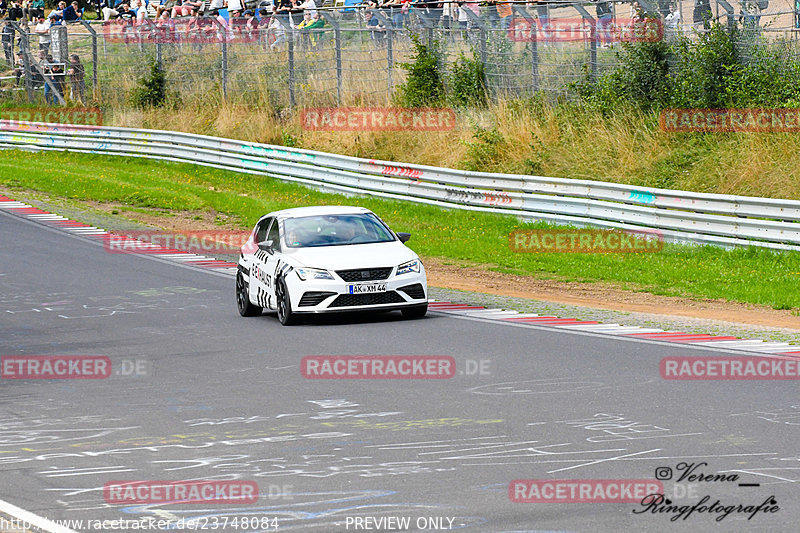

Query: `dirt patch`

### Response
(424, 258, 800, 331)
(85, 200, 246, 232)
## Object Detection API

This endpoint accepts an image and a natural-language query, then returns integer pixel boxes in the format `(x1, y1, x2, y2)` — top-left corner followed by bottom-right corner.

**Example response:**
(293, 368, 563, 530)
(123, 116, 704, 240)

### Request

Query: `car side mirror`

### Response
(257, 240, 274, 253)
(397, 232, 411, 243)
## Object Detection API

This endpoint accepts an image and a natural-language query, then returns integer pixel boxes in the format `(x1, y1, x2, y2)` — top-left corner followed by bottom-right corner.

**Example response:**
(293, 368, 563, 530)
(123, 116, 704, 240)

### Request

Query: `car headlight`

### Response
(295, 267, 334, 281)
(396, 259, 420, 276)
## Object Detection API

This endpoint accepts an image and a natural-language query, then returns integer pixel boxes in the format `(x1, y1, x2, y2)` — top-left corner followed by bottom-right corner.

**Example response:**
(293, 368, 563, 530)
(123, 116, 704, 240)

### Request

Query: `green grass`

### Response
(2, 149, 799, 310)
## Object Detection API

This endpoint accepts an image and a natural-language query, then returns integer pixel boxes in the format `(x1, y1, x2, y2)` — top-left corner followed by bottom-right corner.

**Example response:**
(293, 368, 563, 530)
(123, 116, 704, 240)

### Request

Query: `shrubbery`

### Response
(396, 36, 487, 108)
(574, 22, 800, 112)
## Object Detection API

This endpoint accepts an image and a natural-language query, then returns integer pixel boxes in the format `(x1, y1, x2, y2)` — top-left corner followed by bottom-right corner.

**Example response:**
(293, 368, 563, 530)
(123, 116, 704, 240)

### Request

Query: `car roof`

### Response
(262, 206, 374, 220)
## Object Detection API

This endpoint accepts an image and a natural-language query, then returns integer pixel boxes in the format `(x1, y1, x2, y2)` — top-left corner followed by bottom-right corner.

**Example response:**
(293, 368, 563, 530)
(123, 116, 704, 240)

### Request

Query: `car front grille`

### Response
(398, 283, 426, 300)
(336, 267, 393, 282)
(298, 291, 337, 307)
(330, 291, 405, 307)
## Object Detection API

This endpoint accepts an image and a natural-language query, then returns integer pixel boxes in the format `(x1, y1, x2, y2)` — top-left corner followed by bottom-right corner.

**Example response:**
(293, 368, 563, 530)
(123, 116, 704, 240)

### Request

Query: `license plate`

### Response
(348, 283, 387, 294)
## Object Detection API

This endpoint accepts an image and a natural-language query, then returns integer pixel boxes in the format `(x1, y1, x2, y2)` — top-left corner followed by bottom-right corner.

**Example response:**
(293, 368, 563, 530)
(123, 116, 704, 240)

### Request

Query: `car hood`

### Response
(284, 241, 417, 270)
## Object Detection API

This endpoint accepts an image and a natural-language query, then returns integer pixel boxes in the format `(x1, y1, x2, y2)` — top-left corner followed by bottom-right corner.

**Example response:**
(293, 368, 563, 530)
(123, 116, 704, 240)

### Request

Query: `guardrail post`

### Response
(78, 20, 98, 97)
(319, 12, 342, 105)
(513, 6, 538, 93)
(572, 3, 596, 82)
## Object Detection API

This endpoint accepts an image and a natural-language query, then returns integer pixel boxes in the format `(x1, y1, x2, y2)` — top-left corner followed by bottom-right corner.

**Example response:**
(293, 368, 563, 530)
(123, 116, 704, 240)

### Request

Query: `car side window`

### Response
(255, 217, 273, 243)
(267, 219, 281, 252)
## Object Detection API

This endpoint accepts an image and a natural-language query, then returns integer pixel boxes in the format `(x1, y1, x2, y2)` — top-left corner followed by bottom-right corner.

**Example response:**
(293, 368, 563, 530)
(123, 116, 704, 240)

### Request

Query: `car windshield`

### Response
(283, 213, 396, 248)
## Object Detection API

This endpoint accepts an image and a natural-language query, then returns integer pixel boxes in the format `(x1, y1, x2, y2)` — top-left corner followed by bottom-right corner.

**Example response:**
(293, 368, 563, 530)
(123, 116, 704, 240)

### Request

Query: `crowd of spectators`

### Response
(0, 0, 86, 103)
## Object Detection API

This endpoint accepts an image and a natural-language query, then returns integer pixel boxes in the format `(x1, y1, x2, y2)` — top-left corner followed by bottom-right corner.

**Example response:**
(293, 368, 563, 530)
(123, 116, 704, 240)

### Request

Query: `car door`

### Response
(249, 216, 274, 309)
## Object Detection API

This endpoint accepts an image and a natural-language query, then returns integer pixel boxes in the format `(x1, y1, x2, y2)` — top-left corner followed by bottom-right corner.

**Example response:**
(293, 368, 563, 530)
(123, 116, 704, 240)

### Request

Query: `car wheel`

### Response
(236, 272, 262, 317)
(401, 303, 427, 319)
(276, 277, 299, 326)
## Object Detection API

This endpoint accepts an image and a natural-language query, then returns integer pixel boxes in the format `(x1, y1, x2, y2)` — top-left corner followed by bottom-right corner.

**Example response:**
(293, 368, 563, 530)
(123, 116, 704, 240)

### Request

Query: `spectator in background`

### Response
(365, 9, 385, 42)
(2, 21, 13, 67)
(67, 53, 85, 103)
(8, 0, 23, 20)
(268, 12, 286, 49)
(596, 1, 613, 47)
(103, 1, 131, 20)
(24, 0, 46, 21)
(62, 1, 83, 21)
(48, 1, 68, 24)
(441, 0, 456, 32)
(156, 0, 176, 18)
(693, 0, 712, 31)
(497, 1, 511, 30)
(229, 0, 245, 14)
(665, 2, 681, 34)
(298, 0, 316, 17)
(14, 51, 25, 85)
(0, 0, 7, 16)
(173, 0, 203, 18)
(129, 0, 148, 22)
(34, 14, 50, 51)
(42, 53, 59, 103)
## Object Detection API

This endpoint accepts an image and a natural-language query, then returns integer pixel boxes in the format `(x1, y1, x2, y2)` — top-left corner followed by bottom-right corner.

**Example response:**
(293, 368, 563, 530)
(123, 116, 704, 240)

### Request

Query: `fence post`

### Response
(715, 0, 736, 30)
(319, 12, 342, 105)
(572, 3, 596, 82)
(371, 9, 393, 100)
(206, 16, 228, 100)
(78, 20, 98, 97)
(513, 6, 538, 93)
(281, 17, 296, 107)
(9, 22, 32, 102)
(462, 8, 486, 64)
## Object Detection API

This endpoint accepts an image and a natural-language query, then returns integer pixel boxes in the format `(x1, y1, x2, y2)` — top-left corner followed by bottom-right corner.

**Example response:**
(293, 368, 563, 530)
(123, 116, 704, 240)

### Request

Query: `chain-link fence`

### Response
(3, 0, 800, 109)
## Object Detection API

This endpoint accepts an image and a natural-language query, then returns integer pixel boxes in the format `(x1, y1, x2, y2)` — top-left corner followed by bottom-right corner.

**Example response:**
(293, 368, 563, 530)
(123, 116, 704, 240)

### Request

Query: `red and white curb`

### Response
(4, 194, 799, 357)
(0, 195, 239, 275)
(429, 301, 800, 358)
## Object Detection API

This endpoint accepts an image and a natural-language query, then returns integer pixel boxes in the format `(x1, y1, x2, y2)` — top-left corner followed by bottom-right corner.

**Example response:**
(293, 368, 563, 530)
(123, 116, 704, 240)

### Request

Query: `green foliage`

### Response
(461, 126, 507, 171)
(130, 60, 168, 109)
(668, 24, 739, 109)
(448, 50, 487, 108)
(395, 34, 445, 108)
(576, 22, 800, 111)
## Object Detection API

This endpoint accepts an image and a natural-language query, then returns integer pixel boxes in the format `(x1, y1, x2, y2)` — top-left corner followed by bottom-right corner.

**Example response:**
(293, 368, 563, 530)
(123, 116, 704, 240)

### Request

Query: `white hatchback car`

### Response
(236, 206, 428, 325)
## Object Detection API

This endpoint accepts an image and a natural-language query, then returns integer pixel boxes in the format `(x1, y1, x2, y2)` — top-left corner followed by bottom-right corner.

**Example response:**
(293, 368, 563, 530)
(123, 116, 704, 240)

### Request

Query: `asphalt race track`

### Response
(1, 208, 798, 533)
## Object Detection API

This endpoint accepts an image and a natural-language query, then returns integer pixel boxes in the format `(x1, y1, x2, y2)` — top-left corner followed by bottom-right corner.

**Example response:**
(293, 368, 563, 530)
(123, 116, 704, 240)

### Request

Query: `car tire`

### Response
(236, 272, 262, 317)
(401, 303, 427, 319)
(276, 277, 299, 326)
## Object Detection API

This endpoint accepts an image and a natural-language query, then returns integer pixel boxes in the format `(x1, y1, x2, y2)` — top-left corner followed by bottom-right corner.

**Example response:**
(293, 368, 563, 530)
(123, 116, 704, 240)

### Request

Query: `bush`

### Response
(575, 21, 800, 111)
(131, 60, 168, 109)
(449, 50, 487, 108)
(395, 34, 445, 108)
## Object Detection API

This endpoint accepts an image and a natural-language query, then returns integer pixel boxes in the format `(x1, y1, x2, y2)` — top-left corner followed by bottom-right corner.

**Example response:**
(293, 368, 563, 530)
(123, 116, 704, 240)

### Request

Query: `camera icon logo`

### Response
(655, 467, 673, 480)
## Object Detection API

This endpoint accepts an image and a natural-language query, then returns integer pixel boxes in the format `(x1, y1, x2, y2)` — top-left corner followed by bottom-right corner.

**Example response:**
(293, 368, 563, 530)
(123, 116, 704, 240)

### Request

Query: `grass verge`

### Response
(2, 149, 799, 311)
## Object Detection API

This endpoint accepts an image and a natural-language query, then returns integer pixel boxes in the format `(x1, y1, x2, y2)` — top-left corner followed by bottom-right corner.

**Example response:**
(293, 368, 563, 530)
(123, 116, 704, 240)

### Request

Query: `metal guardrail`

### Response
(1, 121, 799, 251)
